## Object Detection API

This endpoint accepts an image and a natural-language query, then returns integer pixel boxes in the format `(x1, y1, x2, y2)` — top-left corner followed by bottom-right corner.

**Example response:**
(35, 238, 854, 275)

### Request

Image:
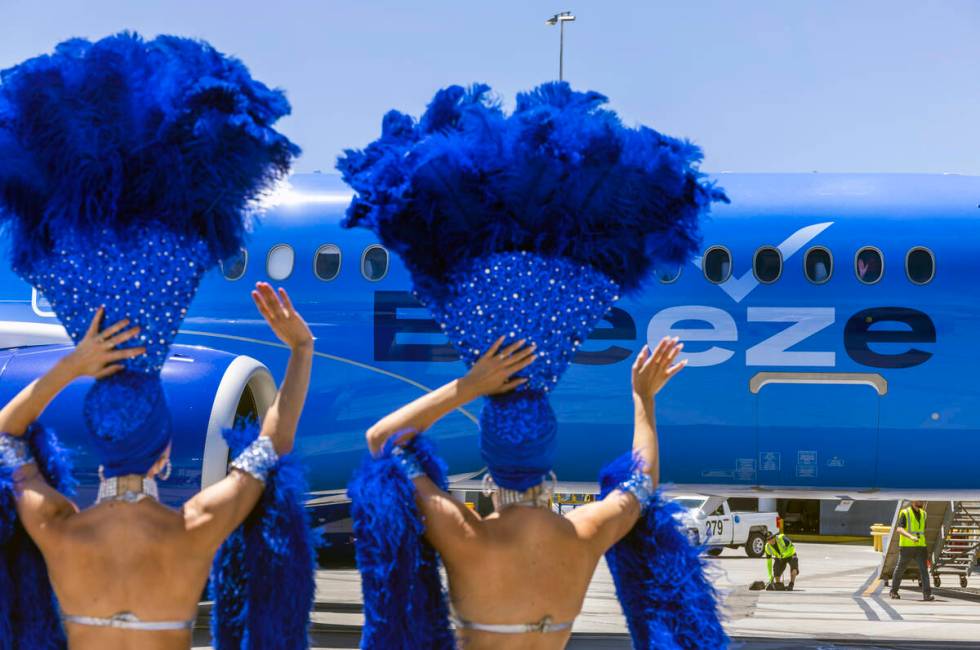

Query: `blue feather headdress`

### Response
(0, 32, 299, 476)
(338, 82, 726, 490)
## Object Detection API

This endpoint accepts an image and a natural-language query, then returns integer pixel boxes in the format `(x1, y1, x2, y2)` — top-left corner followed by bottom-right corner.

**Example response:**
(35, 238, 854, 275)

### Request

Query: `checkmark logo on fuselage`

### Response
(692, 222, 833, 303)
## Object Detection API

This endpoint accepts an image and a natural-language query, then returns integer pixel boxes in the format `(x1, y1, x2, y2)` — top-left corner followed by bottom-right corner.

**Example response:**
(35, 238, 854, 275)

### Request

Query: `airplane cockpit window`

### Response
(266, 244, 295, 281)
(702, 246, 732, 284)
(804, 246, 832, 284)
(656, 263, 683, 284)
(314, 244, 342, 281)
(361, 245, 389, 281)
(219, 247, 248, 281)
(855, 247, 883, 284)
(753, 246, 782, 284)
(906, 247, 935, 285)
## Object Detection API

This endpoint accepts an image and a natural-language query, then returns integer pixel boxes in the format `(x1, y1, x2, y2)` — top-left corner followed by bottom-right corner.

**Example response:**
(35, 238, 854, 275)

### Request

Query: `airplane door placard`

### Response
(755, 380, 879, 489)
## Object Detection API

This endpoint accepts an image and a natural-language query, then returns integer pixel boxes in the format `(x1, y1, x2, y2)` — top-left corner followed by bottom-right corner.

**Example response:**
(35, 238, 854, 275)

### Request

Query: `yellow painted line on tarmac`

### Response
(863, 577, 882, 597)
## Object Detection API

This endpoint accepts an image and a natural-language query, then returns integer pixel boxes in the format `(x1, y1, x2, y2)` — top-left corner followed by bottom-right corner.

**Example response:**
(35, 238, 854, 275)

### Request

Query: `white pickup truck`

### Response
(674, 496, 780, 558)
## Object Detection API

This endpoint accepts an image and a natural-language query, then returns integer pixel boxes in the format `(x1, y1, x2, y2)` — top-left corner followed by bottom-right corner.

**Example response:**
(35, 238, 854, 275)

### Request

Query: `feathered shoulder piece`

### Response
(209, 419, 319, 649)
(347, 436, 455, 649)
(0, 31, 299, 274)
(338, 81, 726, 298)
(0, 423, 75, 649)
(599, 453, 728, 649)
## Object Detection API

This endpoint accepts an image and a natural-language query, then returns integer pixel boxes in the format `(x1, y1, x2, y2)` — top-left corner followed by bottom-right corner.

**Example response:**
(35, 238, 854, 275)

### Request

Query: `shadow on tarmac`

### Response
(194, 630, 980, 650)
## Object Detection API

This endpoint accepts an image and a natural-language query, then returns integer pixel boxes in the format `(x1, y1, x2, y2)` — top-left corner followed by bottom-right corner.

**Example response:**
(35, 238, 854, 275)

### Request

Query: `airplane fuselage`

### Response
(1, 172, 977, 502)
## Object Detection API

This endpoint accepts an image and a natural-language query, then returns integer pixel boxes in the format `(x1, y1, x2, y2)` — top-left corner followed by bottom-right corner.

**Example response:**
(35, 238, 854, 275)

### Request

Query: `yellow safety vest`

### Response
(765, 534, 795, 559)
(765, 534, 796, 580)
(898, 506, 927, 548)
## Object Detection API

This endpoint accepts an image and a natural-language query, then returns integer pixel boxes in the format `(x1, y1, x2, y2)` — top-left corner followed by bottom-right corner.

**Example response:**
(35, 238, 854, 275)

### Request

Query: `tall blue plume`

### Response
(338, 83, 725, 490)
(0, 423, 76, 649)
(209, 419, 320, 650)
(338, 82, 726, 300)
(599, 453, 728, 650)
(347, 436, 455, 649)
(0, 32, 299, 475)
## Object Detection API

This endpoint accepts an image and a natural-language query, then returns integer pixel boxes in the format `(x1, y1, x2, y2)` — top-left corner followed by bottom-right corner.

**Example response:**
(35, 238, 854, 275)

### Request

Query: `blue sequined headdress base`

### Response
(423, 251, 619, 489)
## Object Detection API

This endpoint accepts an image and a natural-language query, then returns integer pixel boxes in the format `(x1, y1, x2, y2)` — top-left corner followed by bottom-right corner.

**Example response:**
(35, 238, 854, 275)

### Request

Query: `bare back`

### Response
(444, 508, 596, 649)
(418, 480, 640, 650)
(37, 500, 213, 650)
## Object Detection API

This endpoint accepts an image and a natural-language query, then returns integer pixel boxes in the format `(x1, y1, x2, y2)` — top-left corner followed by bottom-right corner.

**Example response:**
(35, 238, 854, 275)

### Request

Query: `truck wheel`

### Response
(706, 547, 723, 557)
(745, 532, 766, 558)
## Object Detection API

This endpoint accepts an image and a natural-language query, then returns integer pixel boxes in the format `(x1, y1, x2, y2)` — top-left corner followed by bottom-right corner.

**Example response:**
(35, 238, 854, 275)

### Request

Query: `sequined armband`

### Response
(391, 446, 425, 480)
(618, 471, 654, 511)
(230, 436, 279, 484)
(0, 432, 34, 470)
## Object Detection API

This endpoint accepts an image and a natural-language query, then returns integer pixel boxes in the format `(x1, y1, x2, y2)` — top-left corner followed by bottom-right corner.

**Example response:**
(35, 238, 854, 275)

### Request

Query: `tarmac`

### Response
(194, 542, 980, 649)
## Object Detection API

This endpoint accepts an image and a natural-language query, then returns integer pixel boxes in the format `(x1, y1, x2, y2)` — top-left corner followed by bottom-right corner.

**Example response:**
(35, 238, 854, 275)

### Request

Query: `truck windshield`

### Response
(674, 498, 707, 510)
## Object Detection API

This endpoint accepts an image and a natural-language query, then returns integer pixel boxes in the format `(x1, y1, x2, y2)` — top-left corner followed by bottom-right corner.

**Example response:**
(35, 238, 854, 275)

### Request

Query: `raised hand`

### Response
(251, 282, 314, 351)
(631, 336, 686, 402)
(459, 336, 537, 398)
(64, 306, 145, 379)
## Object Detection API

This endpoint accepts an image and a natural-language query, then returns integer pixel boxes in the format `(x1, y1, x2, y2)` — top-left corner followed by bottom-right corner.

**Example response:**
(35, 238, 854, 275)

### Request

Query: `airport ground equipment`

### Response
(880, 501, 950, 588)
(676, 496, 779, 558)
(871, 523, 891, 552)
(929, 501, 980, 588)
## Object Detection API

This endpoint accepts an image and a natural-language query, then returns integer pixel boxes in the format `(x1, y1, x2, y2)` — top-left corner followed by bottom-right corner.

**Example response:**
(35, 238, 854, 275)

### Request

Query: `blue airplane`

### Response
(1, 172, 977, 529)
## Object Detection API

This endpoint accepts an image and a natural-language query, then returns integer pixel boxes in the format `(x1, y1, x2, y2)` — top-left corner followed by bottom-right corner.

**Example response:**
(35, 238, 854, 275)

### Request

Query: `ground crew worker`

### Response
(764, 530, 799, 590)
(889, 500, 935, 601)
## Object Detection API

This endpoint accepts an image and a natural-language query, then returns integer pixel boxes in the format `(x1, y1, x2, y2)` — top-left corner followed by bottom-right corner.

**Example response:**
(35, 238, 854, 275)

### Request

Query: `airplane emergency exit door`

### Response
(754, 373, 883, 488)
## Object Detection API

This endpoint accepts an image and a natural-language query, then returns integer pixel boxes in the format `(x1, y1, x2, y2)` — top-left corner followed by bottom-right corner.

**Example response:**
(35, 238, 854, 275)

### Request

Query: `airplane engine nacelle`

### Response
(0, 344, 276, 506)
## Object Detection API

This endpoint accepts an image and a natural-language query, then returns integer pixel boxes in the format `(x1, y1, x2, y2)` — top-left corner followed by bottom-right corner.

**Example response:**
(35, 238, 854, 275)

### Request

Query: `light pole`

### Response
(546, 11, 576, 81)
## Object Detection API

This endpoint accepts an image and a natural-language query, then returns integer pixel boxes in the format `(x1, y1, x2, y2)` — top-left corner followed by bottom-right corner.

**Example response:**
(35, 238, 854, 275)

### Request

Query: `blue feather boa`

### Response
(209, 419, 320, 649)
(347, 436, 455, 649)
(0, 423, 76, 650)
(599, 453, 728, 649)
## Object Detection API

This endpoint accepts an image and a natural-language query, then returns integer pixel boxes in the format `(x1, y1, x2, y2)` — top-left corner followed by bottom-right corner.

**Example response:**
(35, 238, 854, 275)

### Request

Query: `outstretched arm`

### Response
(365, 337, 536, 455)
(184, 283, 313, 552)
(628, 337, 685, 488)
(0, 307, 143, 436)
(370, 338, 535, 555)
(569, 337, 686, 554)
(5, 308, 144, 543)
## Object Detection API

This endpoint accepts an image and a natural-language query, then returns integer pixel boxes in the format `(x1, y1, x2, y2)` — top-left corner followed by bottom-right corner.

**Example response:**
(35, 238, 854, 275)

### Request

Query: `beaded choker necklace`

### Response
(96, 475, 159, 504)
(483, 472, 557, 510)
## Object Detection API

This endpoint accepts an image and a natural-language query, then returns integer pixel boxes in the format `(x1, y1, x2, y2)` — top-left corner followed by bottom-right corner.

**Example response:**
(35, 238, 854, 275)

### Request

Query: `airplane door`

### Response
(754, 374, 882, 488)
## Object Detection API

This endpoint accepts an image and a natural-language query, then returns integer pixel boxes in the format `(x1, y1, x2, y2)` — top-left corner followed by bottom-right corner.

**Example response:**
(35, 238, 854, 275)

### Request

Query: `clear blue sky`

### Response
(3, 1, 979, 174)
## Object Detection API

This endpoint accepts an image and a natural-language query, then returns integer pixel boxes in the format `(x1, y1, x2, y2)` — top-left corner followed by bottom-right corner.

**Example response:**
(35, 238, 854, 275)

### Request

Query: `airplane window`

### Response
(656, 263, 683, 284)
(855, 247, 883, 284)
(266, 244, 295, 281)
(361, 245, 389, 281)
(314, 244, 342, 281)
(906, 247, 934, 285)
(804, 246, 832, 284)
(753, 246, 782, 284)
(219, 248, 247, 281)
(702, 246, 732, 284)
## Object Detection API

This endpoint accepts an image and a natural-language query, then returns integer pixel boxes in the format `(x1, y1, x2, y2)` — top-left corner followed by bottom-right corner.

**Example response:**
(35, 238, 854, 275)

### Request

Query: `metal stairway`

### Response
(930, 501, 980, 588)
(879, 501, 949, 588)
